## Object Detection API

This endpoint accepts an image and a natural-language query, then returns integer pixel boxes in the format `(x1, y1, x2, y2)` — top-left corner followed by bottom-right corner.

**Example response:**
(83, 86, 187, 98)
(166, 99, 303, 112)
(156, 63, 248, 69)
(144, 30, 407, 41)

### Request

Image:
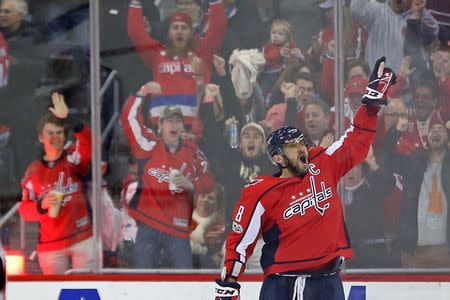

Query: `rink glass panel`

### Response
(0, 0, 449, 275)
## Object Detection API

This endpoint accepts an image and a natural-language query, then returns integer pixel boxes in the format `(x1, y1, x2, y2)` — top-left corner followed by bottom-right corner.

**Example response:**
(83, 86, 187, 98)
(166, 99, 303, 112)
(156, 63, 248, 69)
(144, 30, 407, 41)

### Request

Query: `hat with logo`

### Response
(160, 105, 184, 121)
(169, 11, 193, 27)
(344, 76, 368, 97)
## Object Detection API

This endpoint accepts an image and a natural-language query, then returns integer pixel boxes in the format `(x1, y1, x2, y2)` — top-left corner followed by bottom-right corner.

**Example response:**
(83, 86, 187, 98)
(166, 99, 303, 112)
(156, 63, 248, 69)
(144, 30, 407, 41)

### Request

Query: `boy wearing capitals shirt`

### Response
(259, 19, 302, 99)
(18, 93, 93, 274)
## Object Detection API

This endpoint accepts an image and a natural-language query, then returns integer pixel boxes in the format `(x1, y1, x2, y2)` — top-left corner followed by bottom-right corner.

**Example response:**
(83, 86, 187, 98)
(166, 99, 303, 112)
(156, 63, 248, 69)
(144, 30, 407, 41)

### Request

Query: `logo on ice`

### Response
(283, 176, 332, 219)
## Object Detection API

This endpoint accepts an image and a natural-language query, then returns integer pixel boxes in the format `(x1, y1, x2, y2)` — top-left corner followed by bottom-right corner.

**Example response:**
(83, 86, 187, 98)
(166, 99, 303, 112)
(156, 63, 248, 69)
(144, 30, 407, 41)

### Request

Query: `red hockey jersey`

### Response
(121, 95, 215, 239)
(223, 104, 379, 278)
(18, 125, 92, 252)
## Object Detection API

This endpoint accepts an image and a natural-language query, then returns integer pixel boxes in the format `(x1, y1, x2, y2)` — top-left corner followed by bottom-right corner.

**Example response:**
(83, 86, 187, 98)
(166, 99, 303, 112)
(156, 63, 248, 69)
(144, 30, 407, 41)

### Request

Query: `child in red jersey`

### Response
(18, 93, 93, 274)
(259, 19, 302, 99)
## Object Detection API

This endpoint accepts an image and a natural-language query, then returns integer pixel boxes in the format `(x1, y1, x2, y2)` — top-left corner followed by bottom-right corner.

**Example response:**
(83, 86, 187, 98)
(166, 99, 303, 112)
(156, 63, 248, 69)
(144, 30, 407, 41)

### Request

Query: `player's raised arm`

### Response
(324, 57, 397, 183)
(362, 56, 397, 106)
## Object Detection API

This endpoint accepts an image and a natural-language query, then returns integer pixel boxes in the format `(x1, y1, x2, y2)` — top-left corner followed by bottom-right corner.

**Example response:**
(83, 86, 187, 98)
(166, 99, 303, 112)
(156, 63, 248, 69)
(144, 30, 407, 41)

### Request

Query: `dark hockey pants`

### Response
(259, 272, 345, 300)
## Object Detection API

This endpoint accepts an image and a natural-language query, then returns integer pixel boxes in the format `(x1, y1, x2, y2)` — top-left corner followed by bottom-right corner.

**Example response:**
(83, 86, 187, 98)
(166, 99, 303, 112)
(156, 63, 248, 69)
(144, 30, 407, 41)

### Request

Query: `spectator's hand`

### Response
(259, 120, 273, 136)
(399, 56, 416, 78)
(430, 51, 447, 81)
(319, 132, 334, 148)
(280, 44, 291, 58)
(49, 92, 69, 119)
(192, 56, 205, 79)
(396, 116, 409, 132)
(205, 83, 221, 98)
(180, 131, 196, 141)
(289, 48, 304, 61)
(306, 34, 324, 57)
(172, 173, 194, 192)
(365, 145, 379, 171)
(224, 117, 238, 133)
(411, 0, 426, 19)
(280, 81, 297, 99)
(137, 81, 161, 97)
(213, 55, 226, 77)
(41, 193, 59, 210)
(326, 40, 336, 57)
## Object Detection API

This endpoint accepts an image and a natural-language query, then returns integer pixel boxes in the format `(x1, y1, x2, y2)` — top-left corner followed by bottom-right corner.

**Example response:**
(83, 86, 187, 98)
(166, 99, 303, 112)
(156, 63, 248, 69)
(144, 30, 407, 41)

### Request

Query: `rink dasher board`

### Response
(6, 278, 450, 300)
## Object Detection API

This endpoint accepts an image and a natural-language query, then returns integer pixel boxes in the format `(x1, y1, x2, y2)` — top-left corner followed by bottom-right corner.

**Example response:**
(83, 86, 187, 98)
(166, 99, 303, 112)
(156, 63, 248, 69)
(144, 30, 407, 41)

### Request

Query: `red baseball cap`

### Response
(169, 12, 193, 28)
(344, 76, 367, 97)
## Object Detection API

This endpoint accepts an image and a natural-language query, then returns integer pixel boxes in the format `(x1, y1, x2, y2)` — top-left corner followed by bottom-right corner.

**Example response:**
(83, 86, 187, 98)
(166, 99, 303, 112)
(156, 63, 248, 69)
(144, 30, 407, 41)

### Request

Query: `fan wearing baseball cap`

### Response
(127, 0, 226, 133)
(121, 81, 215, 268)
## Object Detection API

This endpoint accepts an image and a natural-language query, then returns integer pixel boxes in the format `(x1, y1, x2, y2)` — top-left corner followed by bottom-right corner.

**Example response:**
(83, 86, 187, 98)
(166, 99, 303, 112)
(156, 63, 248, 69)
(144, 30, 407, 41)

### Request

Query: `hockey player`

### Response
(121, 82, 215, 268)
(214, 57, 397, 300)
(18, 93, 93, 274)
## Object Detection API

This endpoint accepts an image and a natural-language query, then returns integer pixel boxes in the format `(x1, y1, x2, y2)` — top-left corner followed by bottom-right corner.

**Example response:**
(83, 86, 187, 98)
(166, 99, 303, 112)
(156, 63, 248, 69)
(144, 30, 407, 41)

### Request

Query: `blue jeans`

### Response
(259, 273, 344, 300)
(134, 224, 192, 269)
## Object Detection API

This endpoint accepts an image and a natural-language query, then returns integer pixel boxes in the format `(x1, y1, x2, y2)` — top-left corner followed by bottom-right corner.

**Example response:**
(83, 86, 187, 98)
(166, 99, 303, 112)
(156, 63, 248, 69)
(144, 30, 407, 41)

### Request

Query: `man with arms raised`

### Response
(214, 57, 396, 300)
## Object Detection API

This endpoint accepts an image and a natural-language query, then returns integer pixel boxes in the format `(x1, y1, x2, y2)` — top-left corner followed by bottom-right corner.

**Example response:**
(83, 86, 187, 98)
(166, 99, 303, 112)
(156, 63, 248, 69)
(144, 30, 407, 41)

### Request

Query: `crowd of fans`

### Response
(0, 0, 449, 274)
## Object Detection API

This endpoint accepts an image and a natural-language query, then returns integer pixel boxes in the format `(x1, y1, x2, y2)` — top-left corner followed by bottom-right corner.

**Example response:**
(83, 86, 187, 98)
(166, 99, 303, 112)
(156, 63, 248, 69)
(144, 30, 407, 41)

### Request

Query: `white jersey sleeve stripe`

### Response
(231, 202, 265, 277)
(325, 125, 354, 156)
(231, 262, 243, 278)
(128, 97, 157, 152)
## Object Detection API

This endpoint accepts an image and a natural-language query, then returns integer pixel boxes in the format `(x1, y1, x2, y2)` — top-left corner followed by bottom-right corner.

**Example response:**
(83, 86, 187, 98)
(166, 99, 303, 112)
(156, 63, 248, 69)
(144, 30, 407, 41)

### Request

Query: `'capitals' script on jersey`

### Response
(283, 166, 332, 219)
(147, 162, 189, 194)
(158, 52, 194, 75)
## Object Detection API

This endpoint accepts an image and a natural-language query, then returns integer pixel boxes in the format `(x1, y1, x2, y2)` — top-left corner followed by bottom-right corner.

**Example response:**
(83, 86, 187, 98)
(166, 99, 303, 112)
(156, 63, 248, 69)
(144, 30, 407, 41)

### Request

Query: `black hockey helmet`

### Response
(266, 126, 305, 165)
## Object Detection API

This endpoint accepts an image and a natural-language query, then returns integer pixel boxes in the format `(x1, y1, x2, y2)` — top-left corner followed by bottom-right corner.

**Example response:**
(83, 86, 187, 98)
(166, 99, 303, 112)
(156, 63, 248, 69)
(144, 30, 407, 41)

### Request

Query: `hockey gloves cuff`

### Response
(214, 279, 240, 300)
(362, 56, 397, 106)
